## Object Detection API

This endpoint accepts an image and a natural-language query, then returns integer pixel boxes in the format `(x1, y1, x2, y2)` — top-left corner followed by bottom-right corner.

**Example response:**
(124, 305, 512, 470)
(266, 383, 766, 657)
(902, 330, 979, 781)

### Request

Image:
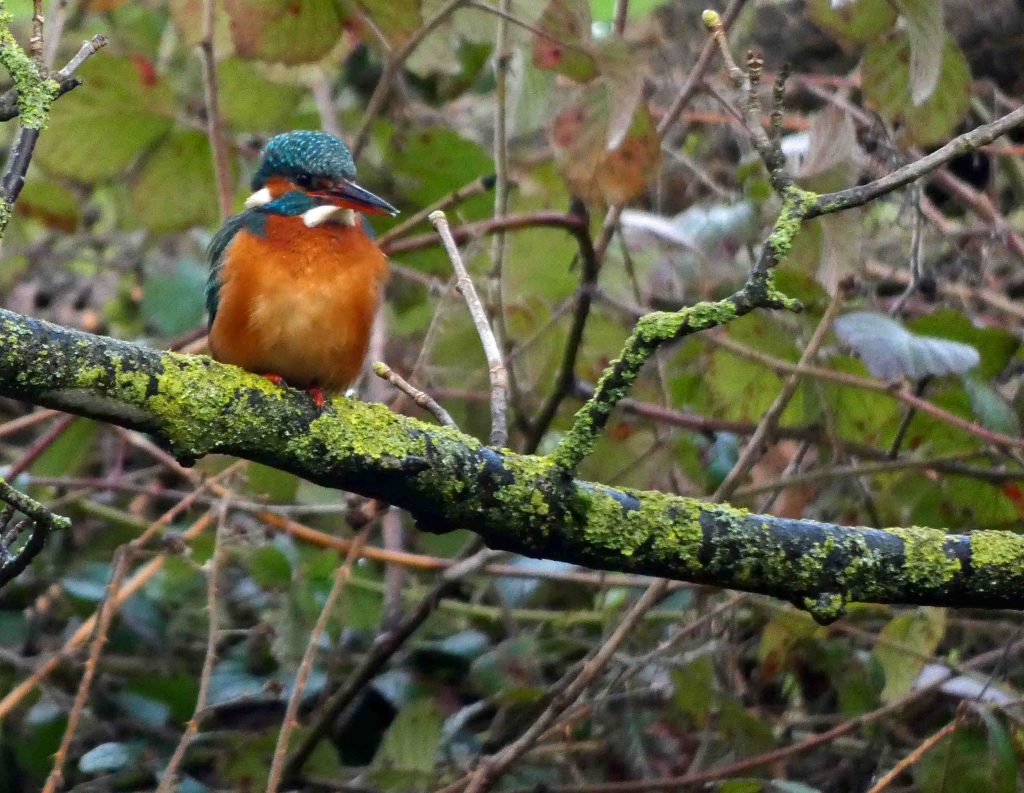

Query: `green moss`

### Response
(767, 185, 817, 261)
(887, 526, 960, 589)
(495, 454, 558, 518)
(0, 10, 58, 131)
(970, 530, 1024, 572)
(803, 592, 846, 625)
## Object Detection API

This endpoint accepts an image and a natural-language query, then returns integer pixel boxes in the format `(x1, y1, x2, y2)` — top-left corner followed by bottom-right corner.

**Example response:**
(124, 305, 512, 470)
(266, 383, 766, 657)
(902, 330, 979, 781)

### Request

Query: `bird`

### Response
(205, 131, 398, 407)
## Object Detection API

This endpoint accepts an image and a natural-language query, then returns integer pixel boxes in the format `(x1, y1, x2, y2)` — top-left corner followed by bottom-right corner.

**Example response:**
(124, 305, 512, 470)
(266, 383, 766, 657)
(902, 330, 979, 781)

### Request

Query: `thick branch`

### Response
(2, 309, 1024, 617)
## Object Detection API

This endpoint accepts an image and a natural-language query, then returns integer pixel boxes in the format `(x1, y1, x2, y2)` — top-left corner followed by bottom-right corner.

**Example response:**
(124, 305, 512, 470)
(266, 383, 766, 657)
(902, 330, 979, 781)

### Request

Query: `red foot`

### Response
(262, 373, 286, 387)
(308, 386, 326, 409)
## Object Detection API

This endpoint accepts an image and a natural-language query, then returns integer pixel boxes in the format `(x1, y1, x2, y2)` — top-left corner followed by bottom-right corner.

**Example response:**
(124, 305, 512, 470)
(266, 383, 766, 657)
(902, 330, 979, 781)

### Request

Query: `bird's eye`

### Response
(295, 174, 313, 189)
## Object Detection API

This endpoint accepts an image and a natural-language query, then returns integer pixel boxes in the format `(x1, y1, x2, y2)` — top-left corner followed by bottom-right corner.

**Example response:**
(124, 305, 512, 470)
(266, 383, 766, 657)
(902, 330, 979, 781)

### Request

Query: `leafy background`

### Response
(2, 0, 1024, 791)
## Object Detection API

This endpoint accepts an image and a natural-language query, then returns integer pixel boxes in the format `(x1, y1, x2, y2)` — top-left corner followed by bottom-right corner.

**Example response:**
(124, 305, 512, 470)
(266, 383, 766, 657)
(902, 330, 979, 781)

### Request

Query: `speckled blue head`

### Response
(252, 131, 357, 190)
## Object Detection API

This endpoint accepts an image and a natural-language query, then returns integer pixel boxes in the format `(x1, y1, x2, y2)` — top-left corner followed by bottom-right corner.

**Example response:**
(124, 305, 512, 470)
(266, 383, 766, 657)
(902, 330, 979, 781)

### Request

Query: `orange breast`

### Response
(208, 214, 388, 392)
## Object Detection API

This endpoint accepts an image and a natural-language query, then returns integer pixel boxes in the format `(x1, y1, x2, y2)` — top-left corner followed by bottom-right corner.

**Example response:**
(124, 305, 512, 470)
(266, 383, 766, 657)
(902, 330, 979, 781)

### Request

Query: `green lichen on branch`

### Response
(0, 6, 58, 130)
(5, 308, 1024, 612)
(887, 526, 961, 589)
(766, 185, 816, 262)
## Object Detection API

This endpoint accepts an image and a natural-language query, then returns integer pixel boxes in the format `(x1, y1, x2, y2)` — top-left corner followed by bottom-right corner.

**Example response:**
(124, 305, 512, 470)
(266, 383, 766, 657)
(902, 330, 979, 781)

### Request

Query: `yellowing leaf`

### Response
(550, 84, 659, 204)
(224, 0, 348, 64)
(532, 0, 598, 82)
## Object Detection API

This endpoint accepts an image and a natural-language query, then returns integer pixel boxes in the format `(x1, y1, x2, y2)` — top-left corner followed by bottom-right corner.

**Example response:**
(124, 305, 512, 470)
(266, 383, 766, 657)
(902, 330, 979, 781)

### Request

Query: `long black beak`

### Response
(310, 179, 399, 216)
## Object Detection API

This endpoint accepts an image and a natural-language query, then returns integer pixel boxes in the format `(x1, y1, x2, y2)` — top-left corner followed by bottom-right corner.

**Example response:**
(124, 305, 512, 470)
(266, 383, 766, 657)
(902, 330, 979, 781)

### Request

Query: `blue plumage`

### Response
(251, 130, 356, 190)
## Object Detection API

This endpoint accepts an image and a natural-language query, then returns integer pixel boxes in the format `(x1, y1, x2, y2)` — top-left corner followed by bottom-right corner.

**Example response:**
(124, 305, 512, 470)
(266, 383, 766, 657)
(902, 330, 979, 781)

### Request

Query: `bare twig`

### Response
(155, 498, 231, 793)
(0, 476, 70, 589)
(712, 287, 845, 498)
(612, 0, 629, 35)
(199, 0, 233, 220)
(374, 361, 456, 427)
(450, 580, 671, 793)
(430, 210, 509, 446)
(378, 173, 496, 247)
(29, 0, 43, 63)
(40, 550, 129, 793)
(864, 713, 963, 793)
(351, 0, 469, 158)
(266, 526, 371, 793)
(283, 546, 500, 781)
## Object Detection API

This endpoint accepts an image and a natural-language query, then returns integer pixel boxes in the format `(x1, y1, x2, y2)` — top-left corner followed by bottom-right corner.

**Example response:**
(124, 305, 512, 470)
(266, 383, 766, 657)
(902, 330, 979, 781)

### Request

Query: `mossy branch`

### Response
(3, 308, 1024, 620)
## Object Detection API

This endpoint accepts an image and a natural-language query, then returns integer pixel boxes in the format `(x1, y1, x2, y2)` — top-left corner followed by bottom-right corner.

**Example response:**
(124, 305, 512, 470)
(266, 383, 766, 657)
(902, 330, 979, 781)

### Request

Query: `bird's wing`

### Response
(206, 211, 258, 327)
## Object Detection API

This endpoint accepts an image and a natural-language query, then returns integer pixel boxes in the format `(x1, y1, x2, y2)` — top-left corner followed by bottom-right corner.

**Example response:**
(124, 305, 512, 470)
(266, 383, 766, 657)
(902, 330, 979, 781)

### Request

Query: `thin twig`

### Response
(864, 711, 964, 793)
(283, 546, 499, 781)
(374, 361, 456, 427)
(29, 0, 43, 63)
(0, 476, 70, 588)
(710, 333, 1024, 452)
(266, 526, 371, 793)
(430, 210, 509, 446)
(712, 287, 845, 499)
(0, 464, 241, 718)
(377, 173, 496, 247)
(199, 0, 233, 220)
(351, 0, 469, 158)
(311, 68, 342, 139)
(155, 498, 232, 793)
(40, 549, 129, 793)
(450, 580, 671, 793)
(612, 0, 629, 35)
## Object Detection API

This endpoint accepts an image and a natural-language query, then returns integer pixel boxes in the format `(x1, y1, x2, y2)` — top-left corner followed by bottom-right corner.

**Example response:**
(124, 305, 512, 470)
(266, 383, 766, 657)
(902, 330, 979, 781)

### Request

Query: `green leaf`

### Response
(873, 607, 945, 703)
(17, 179, 81, 231)
(589, 0, 667, 23)
(246, 462, 300, 502)
(248, 545, 293, 589)
(130, 130, 222, 233)
(961, 376, 1021, 436)
(30, 419, 99, 477)
(671, 656, 715, 724)
(806, 0, 897, 43)
(369, 698, 443, 791)
(356, 0, 422, 47)
(908, 309, 1019, 380)
(35, 56, 174, 181)
(79, 742, 132, 775)
(862, 33, 970, 146)
(387, 126, 493, 211)
(979, 709, 1016, 793)
(218, 59, 305, 131)
(224, 0, 348, 64)
(915, 722, 1004, 793)
(141, 258, 208, 336)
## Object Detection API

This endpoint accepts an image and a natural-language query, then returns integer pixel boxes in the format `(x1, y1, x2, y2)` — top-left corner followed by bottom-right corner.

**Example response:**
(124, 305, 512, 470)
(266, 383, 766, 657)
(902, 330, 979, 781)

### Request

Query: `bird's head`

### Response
(244, 131, 398, 221)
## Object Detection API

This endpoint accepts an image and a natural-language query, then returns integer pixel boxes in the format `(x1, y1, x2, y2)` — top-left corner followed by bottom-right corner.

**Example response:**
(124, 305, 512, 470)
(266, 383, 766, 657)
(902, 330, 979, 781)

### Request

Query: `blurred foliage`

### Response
(1, 0, 1024, 792)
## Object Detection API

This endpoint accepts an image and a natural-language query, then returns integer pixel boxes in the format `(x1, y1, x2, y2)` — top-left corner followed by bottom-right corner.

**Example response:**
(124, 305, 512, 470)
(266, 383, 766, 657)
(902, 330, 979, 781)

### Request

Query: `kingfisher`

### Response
(206, 131, 398, 406)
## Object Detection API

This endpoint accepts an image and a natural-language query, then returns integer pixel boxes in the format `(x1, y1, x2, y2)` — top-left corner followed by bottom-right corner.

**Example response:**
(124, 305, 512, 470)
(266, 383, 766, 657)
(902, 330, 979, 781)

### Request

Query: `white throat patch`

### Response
(302, 205, 357, 228)
(243, 187, 273, 208)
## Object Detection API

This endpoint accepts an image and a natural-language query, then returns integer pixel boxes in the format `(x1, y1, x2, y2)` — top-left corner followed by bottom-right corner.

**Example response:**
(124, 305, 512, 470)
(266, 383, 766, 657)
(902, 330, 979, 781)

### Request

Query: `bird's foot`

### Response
(262, 373, 286, 387)
(307, 386, 326, 410)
